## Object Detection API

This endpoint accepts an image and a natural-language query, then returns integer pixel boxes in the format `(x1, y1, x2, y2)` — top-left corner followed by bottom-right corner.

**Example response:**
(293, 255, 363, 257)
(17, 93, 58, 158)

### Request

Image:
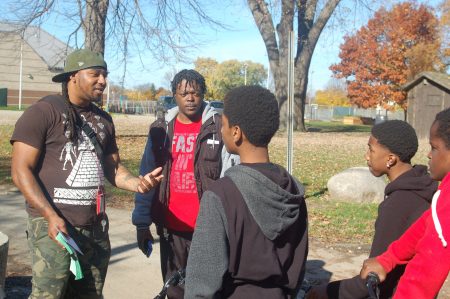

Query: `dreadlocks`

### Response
(171, 69, 207, 95)
(62, 81, 79, 143)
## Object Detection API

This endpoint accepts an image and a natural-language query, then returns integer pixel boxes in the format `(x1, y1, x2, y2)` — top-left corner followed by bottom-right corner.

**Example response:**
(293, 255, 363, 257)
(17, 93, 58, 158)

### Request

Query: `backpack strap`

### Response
(40, 95, 105, 167)
(75, 111, 104, 168)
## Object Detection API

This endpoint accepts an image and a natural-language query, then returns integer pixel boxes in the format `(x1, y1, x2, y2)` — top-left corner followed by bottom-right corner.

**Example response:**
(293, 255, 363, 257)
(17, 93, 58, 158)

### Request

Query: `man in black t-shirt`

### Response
(11, 49, 163, 298)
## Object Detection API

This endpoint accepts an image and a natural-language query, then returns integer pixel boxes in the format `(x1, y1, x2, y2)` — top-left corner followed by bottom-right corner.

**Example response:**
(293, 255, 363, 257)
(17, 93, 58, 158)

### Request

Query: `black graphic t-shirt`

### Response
(11, 95, 118, 227)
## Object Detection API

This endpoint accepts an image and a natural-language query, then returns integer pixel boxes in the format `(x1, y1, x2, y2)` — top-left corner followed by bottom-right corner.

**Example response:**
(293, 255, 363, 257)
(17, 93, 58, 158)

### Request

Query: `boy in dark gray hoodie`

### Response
(185, 85, 308, 298)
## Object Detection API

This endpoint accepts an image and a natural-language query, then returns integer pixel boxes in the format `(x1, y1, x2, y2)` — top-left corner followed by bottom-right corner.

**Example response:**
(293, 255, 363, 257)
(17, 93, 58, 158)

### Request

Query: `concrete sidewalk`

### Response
(0, 189, 164, 299)
(0, 188, 366, 298)
(104, 207, 163, 298)
(2, 188, 449, 298)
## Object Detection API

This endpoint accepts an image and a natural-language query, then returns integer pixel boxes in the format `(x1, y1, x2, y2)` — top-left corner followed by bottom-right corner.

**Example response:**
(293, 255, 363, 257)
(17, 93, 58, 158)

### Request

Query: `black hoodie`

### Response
(327, 165, 438, 299)
(185, 163, 308, 298)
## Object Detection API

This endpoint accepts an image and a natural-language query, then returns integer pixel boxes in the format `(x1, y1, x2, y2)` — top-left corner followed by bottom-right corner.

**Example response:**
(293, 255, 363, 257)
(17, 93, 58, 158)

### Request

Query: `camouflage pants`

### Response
(27, 217, 111, 299)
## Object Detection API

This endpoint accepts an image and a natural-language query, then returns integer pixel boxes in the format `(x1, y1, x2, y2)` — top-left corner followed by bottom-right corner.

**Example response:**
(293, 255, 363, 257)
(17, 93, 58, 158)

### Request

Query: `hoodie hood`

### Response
(165, 101, 219, 124)
(225, 164, 305, 241)
(385, 165, 437, 203)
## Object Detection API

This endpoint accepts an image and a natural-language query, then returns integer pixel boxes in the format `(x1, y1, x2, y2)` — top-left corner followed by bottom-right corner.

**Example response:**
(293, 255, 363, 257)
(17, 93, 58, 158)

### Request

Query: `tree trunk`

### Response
(294, 66, 308, 131)
(276, 1, 295, 130)
(294, 0, 341, 131)
(83, 0, 109, 55)
(247, 0, 294, 130)
(249, 0, 341, 131)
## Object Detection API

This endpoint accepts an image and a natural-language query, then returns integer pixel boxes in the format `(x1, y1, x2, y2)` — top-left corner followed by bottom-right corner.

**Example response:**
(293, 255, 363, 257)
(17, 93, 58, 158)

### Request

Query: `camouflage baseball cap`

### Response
(52, 49, 107, 83)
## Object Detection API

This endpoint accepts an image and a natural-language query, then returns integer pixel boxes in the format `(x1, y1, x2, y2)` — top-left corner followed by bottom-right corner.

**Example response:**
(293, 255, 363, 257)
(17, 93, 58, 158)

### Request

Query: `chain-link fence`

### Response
(103, 99, 406, 123)
(106, 100, 158, 115)
(305, 104, 405, 122)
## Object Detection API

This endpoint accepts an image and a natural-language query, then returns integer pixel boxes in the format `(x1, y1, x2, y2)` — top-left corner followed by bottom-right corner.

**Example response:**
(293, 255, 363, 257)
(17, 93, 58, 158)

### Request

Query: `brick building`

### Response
(0, 23, 69, 107)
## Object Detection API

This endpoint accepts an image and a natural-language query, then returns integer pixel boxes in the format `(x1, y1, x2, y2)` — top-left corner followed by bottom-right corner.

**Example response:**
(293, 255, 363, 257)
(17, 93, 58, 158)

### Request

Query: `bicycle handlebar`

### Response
(366, 272, 380, 299)
(153, 268, 186, 299)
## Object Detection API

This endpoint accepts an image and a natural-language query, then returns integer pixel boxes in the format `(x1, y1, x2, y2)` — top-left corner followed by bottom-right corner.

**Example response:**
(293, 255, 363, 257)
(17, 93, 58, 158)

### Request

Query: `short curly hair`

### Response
(371, 120, 418, 163)
(434, 107, 450, 149)
(223, 85, 279, 147)
(171, 69, 206, 95)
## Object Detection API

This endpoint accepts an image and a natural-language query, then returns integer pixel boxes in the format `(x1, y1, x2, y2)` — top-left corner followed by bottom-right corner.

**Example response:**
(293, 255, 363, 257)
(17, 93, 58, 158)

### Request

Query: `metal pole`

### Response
(106, 81, 110, 112)
(244, 68, 247, 85)
(308, 70, 314, 120)
(18, 40, 23, 110)
(286, 31, 295, 174)
(244, 63, 248, 85)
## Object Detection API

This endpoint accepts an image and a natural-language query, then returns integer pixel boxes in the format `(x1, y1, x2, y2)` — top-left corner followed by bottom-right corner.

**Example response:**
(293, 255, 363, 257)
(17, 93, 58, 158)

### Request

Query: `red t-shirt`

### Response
(166, 118, 202, 232)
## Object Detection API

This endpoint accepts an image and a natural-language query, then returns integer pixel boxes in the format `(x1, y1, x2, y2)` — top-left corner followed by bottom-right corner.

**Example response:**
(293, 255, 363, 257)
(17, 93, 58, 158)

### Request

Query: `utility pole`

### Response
(106, 81, 110, 112)
(18, 37, 24, 110)
(243, 63, 248, 85)
(286, 31, 295, 174)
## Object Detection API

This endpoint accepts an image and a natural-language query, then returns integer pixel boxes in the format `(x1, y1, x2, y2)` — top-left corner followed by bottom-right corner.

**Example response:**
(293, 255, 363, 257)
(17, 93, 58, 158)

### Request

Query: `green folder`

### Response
(56, 232, 84, 280)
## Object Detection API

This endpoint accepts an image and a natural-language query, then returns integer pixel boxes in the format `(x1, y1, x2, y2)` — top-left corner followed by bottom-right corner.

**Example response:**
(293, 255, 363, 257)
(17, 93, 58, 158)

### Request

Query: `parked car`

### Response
(209, 100, 223, 114)
(155, 95, 176, 118)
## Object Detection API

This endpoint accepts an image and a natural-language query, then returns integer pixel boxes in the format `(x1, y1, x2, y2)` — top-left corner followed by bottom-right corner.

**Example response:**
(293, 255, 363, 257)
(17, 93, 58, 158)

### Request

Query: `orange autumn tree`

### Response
(330, 2, 442, 110)
(439, 0, 450, 67)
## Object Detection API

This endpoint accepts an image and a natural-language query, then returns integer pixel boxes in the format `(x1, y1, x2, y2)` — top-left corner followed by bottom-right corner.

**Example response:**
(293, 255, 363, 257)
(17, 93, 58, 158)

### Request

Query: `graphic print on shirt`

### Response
(54, 113, 105, 206)
(60, 130, 76, 170)
(171, 132, 198, 193)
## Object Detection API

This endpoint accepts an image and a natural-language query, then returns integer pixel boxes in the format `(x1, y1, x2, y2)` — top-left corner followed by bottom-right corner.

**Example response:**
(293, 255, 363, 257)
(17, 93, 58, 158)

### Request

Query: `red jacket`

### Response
(377, 173, 450, 298)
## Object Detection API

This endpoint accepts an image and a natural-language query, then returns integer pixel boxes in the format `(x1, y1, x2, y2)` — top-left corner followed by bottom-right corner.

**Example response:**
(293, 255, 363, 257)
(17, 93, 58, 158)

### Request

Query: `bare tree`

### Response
(248, 0, 341, 131)
(2, 0, 227, 69)
(248, 0, 440, 130)
(325, 77, 347, 92)
(83, 0, 109, 54)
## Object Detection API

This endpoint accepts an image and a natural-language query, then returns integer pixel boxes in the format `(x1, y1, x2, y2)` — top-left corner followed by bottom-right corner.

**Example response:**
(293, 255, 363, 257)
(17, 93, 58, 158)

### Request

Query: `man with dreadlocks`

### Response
(11, 49, 163, 298)
(132, 69, 238, 298)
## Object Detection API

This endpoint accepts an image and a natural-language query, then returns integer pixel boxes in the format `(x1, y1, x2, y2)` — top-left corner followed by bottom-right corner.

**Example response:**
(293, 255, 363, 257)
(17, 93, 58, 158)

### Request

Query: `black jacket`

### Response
(327, 165, 438, 299)
(185, 163, 308, 298)
(132, 103, 237, 229)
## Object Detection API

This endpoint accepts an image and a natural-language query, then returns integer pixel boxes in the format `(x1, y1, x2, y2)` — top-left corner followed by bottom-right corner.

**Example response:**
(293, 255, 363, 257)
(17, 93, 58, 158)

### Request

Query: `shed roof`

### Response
(0, 22, 71, 71)
(402, 71, 450, 93)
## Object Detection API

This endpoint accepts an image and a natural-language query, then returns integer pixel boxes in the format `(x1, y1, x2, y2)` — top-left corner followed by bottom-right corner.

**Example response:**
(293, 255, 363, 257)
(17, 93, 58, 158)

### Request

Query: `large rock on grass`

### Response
(327, 167, 386, 203)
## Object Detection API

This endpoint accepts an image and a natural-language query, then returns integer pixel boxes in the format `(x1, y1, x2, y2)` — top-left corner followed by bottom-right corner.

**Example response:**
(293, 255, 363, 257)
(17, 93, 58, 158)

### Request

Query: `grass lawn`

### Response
(0, 125, 14, 184)
(0, 120, 432, 245)
(306, 120, 372, 133)
(0, 106, 28, 111)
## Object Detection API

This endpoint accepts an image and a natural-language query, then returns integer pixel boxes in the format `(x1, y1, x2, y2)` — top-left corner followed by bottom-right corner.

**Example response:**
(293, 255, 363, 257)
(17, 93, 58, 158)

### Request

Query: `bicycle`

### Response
(154, 271, 379, 299)
(157, 271, 312, 299)
(153, 268, 186, 299)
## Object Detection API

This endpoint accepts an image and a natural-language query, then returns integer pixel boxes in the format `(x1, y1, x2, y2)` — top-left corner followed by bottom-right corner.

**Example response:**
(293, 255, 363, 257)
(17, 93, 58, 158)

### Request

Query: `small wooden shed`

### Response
(403, 72, 450, 139)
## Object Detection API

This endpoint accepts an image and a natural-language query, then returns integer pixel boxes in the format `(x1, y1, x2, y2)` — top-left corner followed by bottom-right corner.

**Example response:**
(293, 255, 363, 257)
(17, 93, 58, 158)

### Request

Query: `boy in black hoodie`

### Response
(185, 86, 308, 298)
(307, 120, 438, 299)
